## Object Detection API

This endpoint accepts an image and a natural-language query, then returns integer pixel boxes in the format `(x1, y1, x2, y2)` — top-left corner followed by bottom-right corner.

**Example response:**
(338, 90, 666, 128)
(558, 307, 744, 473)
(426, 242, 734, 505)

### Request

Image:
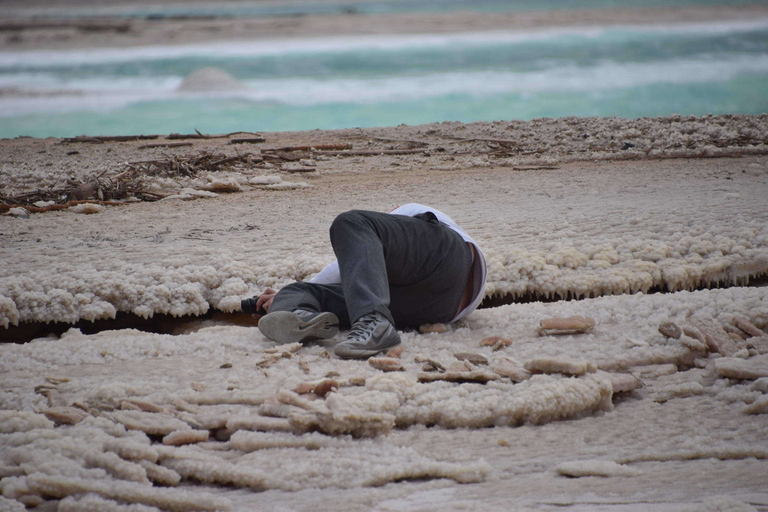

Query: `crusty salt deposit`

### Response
(1, 115, 768, 510)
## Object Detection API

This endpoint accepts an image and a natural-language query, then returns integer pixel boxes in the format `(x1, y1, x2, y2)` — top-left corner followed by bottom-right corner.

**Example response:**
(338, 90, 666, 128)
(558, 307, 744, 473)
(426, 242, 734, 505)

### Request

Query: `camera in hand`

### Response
(241, 296, 267, 316)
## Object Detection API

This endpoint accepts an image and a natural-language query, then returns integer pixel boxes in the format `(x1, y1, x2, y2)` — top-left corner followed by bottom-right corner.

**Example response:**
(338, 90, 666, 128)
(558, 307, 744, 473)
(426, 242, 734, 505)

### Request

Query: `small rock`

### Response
(454, 352, 488, 365)
(498, 439, 510, 447)
(658, 321, 682, 339)
(369, 357, 404, 372)
(220, 363, 233, 369)
(314, 379, 339, 397)
(480, 336, 512, 348)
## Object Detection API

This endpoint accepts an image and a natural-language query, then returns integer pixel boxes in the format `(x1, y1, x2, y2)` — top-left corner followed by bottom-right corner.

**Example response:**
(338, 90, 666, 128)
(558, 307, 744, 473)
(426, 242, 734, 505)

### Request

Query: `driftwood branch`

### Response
(139, 142, 194, 149)
(166, 131, 263, 140)
(263, 144, 353, 152)
(61, 135, 159, 144)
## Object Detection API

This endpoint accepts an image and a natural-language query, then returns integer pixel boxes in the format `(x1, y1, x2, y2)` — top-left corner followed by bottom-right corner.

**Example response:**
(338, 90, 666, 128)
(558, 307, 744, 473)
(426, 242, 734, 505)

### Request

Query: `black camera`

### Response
(241, 296, 267, 316)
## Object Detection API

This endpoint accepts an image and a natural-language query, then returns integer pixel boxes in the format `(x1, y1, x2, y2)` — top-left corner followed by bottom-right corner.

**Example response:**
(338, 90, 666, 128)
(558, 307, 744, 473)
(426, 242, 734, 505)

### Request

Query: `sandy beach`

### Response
(2, 3, 768, 512)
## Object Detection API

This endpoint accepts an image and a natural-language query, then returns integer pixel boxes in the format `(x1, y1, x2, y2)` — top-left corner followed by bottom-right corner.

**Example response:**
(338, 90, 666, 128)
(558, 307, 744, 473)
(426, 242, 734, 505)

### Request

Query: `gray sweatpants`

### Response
(270, 209, 472, 329)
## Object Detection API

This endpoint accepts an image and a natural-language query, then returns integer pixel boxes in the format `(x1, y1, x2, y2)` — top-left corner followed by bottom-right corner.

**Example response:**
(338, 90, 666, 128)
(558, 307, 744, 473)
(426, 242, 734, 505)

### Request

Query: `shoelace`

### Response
(347, 314, 378, 340)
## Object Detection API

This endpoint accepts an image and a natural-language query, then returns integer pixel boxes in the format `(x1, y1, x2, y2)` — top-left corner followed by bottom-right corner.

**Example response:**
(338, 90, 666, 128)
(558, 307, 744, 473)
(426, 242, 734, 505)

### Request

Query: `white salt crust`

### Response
(2, 115, 767, 328)
(1, 287, 767, 510)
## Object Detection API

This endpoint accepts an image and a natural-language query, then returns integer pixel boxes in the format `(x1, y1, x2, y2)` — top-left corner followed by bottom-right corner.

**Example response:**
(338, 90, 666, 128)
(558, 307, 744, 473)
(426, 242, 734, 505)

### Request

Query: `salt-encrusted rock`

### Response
(230, 431, 339, 451)
(556, 460, 639, 477)
(369, 357, 404, 372)
(746, 336, 768, 355)
(162, 429, 209, 446)
(0, 496, 26, 512)
(658, 321, 682, 339)
(276, 389, 325, 412)
(490, 357, 531, 382)
(258, 402, 304, 418)
(0, 410, 54, 433)
(733, 317, 766, 338)
(314, 379, 339, 397)
(653, 382, 704, 403)
(25, 473, 232, 511)
(418, 368, 499, 384)
(679, 334, 708, 352)
(596, 371, 644, 393)
(42, 406, 89, 425)
(180, 392, 269, 405)
(120, 399, 168, 414)
(455, 352, 489, 365)
(723, 324, 748, 340)
(227, 415, 295, 433)
(59, 493, 165, 511)
(108, 411, 191, 436)
(743, 395, 768, 414)
(419, 323, 447, 334)
(715, 355, 768, 380)
(414, 356, 446, 372)
(538, 316, 595, 335)
(480, 336, 512, 347)
(288, 392, 396, 438)
(524, 357, 596, 376)
(752, 378, 768, 393)
(695, 318, 741, 356)
(103, 438, 158, 463)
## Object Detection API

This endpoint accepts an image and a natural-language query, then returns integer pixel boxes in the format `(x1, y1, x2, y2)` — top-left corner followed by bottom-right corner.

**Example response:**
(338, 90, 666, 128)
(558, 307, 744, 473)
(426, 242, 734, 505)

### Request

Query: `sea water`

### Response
(1, 19, 767, 138)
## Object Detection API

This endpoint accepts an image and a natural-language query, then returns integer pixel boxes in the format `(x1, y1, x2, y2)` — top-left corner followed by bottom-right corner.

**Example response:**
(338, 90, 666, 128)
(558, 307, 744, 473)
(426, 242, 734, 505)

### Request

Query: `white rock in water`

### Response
(177, 67, 248, 92)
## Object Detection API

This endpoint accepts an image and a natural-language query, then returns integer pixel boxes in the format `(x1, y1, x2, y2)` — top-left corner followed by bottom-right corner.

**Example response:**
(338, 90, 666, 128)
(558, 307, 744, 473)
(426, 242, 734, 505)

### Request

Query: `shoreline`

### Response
(2, 4, 768, 51)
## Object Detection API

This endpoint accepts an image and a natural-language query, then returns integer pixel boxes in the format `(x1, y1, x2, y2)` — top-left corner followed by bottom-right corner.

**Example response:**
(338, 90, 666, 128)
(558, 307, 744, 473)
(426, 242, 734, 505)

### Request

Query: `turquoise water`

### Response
(1, 20, 768, 138)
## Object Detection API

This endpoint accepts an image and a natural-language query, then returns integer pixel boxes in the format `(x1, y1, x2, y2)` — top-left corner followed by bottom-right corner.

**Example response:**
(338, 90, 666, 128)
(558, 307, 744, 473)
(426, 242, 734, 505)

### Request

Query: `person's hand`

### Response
(254, 288, 277, 317)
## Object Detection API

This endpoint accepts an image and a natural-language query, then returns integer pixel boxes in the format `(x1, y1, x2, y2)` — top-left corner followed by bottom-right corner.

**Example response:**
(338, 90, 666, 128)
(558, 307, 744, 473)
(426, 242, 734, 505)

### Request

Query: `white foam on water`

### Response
(2, 52, 766, 117)
(1, 19, 767, 69)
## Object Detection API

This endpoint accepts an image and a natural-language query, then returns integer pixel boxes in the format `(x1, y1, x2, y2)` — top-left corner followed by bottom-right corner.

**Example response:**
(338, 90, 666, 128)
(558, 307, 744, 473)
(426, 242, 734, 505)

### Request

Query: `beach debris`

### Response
(414, 355, 446, 372)
(537, 316, 596, 335)
(264, 144, 353, 152)
(480, 336, 512, 351)
(60, 134, 159, 143)
(658, 321, 682, 339)
(524, 357, 597, 376)
(369, 357, 404, 372)
(454, 352, 489, 365)
(419, 323, 447, 334)
(139, 142, 193, 149)
(490, 356, 531, 382)
(229, 138, 266, 144)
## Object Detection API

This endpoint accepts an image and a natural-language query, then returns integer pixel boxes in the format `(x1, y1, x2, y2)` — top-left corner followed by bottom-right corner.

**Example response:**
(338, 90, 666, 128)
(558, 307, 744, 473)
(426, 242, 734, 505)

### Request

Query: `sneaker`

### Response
(334, 312, 401, 359)
(258, 309, 339, 344)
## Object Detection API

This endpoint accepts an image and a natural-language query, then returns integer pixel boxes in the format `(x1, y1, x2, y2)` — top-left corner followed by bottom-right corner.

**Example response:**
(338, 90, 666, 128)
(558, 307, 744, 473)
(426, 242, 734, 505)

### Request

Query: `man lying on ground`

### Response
(245, 203, 487, 359)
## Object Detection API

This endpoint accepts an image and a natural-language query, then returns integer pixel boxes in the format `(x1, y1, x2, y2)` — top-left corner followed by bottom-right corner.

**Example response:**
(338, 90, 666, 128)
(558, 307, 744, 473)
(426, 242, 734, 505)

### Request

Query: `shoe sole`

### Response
(334, 334, 401, 359)
(258, 311, 339, 344)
